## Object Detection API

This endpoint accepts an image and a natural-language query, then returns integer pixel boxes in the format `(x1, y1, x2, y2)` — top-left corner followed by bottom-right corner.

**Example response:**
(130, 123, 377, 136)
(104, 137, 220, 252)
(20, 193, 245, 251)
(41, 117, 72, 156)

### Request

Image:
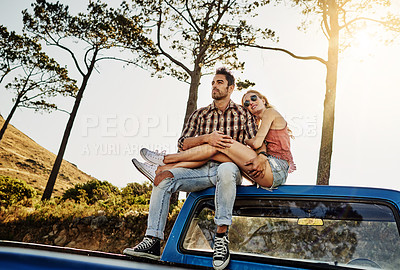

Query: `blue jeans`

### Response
(146, 161, 242, 239)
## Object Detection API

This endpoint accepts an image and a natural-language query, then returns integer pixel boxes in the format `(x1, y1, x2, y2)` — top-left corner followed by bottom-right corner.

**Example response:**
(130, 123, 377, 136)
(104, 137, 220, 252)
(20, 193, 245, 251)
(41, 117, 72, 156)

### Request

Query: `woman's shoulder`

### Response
(263, 108, 286, 128)
(262, 107, 280, 119)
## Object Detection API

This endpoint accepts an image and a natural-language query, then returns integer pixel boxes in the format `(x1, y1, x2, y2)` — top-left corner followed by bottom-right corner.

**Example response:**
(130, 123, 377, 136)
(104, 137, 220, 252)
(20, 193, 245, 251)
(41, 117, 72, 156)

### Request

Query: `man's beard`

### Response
(212, 87, 229, 100)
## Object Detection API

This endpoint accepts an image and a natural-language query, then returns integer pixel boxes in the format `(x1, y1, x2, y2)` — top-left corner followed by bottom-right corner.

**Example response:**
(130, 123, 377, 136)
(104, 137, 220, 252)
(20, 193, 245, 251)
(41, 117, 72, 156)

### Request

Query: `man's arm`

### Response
(181, 131, 233, 151)
(180, 134, 208, 151)
(178, 109, 233, 151)
(177, 110, 199, 151)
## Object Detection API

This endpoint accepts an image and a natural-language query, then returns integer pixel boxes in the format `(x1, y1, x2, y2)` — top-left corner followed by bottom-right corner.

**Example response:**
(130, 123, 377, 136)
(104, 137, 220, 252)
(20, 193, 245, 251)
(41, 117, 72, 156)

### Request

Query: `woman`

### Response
(141, 90, 295, 188)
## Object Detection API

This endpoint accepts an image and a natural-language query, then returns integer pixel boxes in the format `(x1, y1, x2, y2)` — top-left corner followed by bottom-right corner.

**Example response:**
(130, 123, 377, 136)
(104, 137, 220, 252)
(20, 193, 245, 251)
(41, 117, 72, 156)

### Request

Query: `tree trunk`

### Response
(175, 67, 201, 203)
(42, 51, 98, 200)
(316, 0, 339, 185)
(182, 68, 202, 131)
(41, 76, 88, 200)
(0, 95, 21, 143)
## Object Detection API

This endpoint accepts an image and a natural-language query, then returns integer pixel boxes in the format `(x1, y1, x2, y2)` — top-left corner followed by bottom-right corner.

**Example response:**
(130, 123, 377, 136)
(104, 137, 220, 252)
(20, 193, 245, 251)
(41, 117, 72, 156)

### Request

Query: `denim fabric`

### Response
(268, 155, 289, 188)
(259, 155, 289, 192)
(146, 161, 242, 239)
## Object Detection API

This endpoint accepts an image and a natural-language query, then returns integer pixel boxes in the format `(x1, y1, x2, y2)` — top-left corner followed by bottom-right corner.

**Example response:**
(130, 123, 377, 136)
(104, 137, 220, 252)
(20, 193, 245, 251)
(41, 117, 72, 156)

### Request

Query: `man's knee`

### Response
(217, 162, 240, 183)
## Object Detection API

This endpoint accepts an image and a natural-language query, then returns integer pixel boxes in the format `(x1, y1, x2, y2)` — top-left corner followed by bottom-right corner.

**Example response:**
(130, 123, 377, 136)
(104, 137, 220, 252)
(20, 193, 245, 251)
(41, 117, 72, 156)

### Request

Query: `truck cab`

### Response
(162, 185, 400, 270)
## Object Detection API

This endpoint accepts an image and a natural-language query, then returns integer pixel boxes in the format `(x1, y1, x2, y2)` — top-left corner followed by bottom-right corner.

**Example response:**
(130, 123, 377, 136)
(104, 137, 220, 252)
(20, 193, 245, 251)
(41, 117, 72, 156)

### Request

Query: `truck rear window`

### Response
(182, 198, 400, 269)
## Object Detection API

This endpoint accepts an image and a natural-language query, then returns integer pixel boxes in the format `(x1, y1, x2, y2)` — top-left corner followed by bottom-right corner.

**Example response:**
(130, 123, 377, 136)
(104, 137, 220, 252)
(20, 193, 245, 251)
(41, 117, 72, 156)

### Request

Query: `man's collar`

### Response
(209, 99, 236, 112)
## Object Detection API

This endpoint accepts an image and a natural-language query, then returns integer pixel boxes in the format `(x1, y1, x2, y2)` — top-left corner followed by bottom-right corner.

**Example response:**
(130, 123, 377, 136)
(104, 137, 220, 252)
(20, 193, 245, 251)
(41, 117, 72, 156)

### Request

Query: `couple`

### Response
(123, 67, 295, 270)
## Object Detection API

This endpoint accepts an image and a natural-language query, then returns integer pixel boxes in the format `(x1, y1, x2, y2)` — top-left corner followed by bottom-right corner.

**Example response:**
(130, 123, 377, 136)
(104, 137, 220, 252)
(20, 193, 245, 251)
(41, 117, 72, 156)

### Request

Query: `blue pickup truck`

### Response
(1, 185, 400, 269)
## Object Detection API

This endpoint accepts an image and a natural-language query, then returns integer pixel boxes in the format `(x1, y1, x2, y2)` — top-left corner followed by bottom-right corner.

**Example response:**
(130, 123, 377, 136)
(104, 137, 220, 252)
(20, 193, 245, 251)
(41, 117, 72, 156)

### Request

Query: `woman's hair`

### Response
(241, 90, 273, 109)
(242, 89, 294, 139)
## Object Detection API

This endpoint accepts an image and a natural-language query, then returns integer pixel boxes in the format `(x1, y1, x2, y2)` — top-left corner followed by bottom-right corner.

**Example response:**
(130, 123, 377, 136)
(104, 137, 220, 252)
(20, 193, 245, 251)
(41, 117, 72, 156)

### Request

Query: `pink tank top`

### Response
(265, 125, 296, 173)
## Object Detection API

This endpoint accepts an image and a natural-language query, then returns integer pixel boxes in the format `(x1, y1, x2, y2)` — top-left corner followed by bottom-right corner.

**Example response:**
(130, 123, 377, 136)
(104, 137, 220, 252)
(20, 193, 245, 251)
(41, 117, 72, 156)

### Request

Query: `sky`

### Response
(1, 0, 400, 192)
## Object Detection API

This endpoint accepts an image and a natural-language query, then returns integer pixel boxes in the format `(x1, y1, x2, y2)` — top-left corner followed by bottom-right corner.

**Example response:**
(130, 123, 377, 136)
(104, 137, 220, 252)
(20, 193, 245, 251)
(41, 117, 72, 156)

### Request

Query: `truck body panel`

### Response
(2, 184, 400, 270)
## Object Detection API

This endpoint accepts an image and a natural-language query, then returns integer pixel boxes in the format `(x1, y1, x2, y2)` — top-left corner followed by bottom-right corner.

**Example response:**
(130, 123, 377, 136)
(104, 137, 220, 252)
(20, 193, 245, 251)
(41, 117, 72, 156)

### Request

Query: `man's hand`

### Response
(207, 131, 234, 148)
(244, 154, 268, 179)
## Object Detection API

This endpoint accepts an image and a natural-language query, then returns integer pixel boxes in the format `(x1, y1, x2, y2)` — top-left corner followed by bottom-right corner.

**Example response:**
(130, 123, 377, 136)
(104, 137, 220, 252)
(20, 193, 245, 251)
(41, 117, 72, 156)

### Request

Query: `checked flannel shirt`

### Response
(178, 100, 258, 150)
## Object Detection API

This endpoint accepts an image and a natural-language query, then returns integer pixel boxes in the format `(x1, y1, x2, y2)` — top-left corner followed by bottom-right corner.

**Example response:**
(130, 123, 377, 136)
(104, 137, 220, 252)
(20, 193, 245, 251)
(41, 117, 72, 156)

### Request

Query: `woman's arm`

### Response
(252, 109, 275, 149)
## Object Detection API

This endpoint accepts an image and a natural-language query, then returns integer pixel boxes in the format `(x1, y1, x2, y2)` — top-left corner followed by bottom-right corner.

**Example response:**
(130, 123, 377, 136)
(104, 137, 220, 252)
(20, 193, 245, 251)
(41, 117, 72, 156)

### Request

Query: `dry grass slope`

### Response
(0, 115, 96, 196)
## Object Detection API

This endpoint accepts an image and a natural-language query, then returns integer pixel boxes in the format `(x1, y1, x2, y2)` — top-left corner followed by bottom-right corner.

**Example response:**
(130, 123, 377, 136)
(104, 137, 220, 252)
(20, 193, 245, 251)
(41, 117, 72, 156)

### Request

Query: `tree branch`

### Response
(321, 20, 330, 40)
(45, 30, 85, 77)
(339, 0, 351, 9)
(322, 0, 331, 38)
(339, 17, 395, 30)
(84, 46, 96, 72)
(185, 0, 200, 33)
(18, 104, 70, 114)
(0, 65, 21, 84)
(203, 0, 231, 55)
(238, 43, 327, 65)
(95, 56, 148, 69)
(164, 0, 199, 33)
(157, 11, 192, 76)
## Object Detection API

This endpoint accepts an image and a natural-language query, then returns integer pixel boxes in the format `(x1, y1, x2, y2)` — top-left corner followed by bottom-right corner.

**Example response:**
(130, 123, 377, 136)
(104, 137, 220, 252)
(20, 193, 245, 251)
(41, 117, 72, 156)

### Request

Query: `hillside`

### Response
(0, 115, 96, 196)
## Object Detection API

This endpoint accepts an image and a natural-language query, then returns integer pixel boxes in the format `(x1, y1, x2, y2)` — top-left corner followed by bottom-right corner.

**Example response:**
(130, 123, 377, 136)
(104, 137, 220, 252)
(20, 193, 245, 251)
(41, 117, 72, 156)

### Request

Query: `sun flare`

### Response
(350, 30, 378, 60)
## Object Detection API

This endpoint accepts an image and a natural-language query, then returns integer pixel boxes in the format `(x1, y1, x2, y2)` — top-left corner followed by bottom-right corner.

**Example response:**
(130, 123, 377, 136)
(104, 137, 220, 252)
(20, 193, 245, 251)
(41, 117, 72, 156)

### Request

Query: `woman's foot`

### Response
(140, 148, 166, 166)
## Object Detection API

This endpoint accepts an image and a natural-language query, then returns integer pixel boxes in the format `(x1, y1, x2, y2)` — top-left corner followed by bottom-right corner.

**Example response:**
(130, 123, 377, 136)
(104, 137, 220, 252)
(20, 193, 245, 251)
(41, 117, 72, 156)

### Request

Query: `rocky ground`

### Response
(0, 211, 177, 254)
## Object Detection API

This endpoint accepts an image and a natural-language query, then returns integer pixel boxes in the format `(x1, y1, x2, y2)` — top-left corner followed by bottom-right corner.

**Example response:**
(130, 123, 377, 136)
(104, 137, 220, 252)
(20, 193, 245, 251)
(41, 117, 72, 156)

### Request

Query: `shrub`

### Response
(0, 176, 37, 208)
(121, 182, 152, 205)
(62, 179, 120, 204)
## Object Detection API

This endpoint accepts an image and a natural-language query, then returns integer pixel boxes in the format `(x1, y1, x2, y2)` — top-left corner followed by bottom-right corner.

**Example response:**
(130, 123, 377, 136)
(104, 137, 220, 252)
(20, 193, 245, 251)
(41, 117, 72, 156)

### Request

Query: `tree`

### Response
(130, 0, 277, 126)
(0, 48, 77, 143)
(23, 0, 155, 200)
(0, 25, 41, 84)
(240, 0, 400, 185)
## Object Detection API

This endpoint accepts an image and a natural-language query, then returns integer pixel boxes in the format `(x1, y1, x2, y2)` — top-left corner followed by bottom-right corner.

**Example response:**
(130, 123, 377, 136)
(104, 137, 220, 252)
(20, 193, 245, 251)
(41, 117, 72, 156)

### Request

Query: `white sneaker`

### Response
(140, 148, 166, 166)
(131, 158, 157, 182)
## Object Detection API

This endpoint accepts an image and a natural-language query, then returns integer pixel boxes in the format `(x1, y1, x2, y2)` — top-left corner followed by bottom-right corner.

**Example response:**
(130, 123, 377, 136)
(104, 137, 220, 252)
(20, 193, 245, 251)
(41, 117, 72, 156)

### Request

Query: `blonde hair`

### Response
(242, 90, 294, 139)
(241, 90, 273, 109)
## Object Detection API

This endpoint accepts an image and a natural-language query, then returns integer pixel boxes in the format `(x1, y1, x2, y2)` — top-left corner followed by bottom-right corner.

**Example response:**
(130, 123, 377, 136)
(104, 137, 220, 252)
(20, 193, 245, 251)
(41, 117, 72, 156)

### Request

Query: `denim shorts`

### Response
(259, 155, 289, 190)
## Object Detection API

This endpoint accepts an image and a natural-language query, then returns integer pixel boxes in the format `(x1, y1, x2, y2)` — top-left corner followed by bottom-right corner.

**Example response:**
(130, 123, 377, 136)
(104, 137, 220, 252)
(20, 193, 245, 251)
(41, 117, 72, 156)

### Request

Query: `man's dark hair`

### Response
(216, 67, 235, 86)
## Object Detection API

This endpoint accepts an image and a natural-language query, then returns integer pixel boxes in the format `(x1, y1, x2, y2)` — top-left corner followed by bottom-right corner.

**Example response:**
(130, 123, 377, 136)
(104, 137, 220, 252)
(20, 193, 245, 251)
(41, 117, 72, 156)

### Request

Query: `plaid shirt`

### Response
(178, 100, 258, 150)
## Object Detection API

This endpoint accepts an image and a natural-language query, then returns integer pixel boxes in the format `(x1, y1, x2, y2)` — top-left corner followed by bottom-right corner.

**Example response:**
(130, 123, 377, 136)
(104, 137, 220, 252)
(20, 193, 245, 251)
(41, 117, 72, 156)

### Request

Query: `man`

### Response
(124, 67, 261, 270)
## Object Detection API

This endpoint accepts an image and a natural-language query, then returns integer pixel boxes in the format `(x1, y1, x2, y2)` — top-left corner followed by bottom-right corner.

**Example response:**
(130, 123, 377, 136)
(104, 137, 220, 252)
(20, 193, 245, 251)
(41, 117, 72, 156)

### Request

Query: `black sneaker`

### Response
(123, 236, 160, 260)
(212, 234, 230, 270)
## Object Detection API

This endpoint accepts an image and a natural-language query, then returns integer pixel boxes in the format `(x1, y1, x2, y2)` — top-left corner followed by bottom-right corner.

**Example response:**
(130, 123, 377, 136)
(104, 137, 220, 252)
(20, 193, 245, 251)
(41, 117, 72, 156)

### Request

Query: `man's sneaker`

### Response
(213, 234, 230, 270)
(132, 158, 157, 182)
(123, 236, 160, 260)
(140, 148, 166, 166)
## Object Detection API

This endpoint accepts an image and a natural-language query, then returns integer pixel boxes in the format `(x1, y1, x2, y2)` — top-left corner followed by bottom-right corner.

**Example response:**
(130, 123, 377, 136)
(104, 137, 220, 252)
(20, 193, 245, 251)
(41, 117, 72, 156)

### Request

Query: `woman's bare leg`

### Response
(217, 141, 274, 187)
(156, 153, 232, 174)
(159, 142, 274, 187)
(163, 144, 218, 164)
(154, 154, 233, 186)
